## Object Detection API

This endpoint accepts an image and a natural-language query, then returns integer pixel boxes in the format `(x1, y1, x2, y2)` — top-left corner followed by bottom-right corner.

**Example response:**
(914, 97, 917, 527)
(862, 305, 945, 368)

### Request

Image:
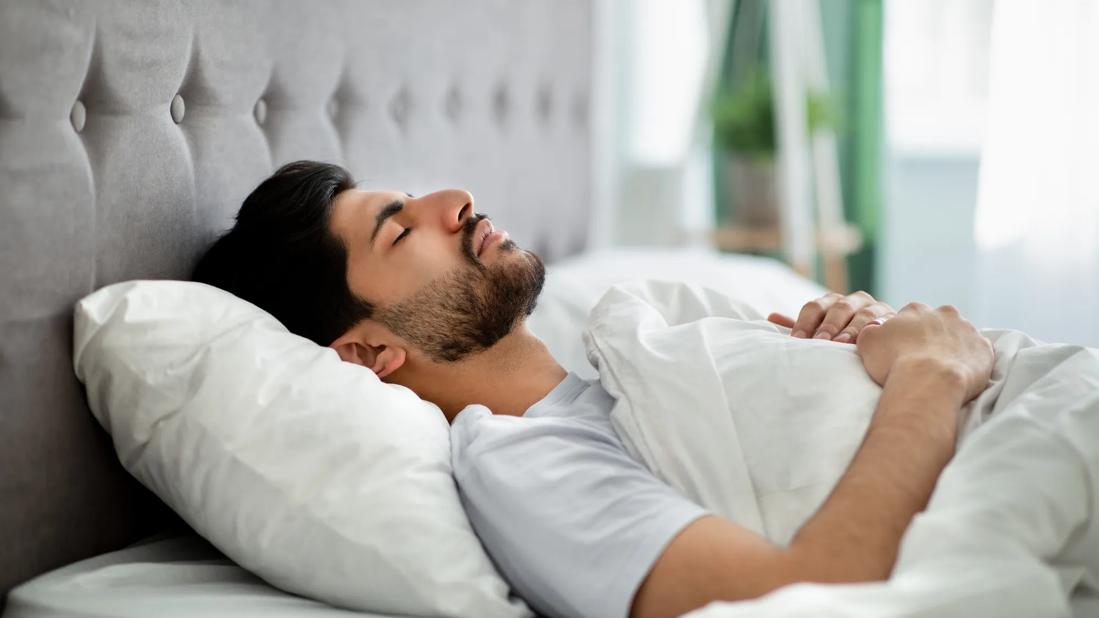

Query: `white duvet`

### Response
(583, 281, 1099, 617)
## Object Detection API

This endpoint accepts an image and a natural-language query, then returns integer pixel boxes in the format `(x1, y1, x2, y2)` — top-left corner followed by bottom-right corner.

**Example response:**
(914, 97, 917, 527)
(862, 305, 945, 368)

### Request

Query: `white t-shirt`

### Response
(451, 372, 709, 618)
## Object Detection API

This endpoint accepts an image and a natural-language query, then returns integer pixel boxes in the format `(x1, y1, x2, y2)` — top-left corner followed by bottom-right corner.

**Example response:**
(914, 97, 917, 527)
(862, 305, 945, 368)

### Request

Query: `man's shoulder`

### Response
(453, 403, 617, 468)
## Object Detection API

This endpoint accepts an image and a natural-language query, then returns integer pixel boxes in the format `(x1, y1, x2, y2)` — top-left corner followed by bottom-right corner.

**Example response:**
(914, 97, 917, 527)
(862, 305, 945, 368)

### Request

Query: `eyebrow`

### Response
(369, 199, 405, 246)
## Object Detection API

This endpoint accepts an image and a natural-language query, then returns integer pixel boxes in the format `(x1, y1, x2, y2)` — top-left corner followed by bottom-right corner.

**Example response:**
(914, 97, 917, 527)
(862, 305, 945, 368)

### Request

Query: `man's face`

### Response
(328, 188, 545, 362)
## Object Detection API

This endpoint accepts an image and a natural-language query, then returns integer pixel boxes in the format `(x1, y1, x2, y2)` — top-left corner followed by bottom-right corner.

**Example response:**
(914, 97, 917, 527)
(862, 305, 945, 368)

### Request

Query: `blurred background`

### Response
(589, 0, 1099, 346)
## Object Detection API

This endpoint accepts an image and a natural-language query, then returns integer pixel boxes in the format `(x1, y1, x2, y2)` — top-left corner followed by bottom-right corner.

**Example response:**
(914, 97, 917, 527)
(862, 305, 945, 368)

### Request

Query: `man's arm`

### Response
(631, 303, 993, 618)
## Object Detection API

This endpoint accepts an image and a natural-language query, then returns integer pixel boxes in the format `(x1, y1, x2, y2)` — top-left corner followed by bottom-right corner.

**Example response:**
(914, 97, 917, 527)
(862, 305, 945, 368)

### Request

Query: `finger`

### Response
(855, 317, 886, 346)
(792, 293, 843, 338)
(833, 305, 892, 344)
(937, 304, 960, 316)
(900, 301, 930, 314)
(814, 292, 875, 340)
(767, 313, 796, 328)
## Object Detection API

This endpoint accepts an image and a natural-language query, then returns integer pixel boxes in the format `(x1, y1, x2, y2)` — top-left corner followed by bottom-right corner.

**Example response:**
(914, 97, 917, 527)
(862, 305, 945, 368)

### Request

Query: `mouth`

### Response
(474, 219, 508, 257)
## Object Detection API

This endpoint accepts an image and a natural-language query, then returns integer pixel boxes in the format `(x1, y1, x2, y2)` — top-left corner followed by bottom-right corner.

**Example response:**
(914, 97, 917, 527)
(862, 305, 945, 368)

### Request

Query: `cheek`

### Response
(383, 243, 464, 298)
(350, 256, 411, 306)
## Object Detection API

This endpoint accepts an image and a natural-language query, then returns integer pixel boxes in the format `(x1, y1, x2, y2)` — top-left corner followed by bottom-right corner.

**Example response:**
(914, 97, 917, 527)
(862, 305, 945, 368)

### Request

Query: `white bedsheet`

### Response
(585, 280, 1099, 617)
(4, 533, 394, 618)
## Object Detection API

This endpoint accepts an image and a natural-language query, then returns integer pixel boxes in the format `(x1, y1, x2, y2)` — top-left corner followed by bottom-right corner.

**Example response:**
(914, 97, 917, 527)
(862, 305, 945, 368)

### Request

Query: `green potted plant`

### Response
(711, 70, 837, 226)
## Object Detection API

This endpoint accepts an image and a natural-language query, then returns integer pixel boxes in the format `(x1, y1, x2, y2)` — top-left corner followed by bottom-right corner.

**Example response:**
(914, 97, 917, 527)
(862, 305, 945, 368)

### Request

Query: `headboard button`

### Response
(492, 83, 510, 126)
(254, 98, 267, 125)
(444, 86, 462, 123)
(537, 86, 553, 123)
(70, 100, 86, 133)
(170, 94, 185, 124)
(388, 88, 410, 128)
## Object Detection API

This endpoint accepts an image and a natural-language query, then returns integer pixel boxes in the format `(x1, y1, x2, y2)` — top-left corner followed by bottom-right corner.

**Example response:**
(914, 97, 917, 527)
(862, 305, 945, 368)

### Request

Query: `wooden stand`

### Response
(711, 223, 862, 292)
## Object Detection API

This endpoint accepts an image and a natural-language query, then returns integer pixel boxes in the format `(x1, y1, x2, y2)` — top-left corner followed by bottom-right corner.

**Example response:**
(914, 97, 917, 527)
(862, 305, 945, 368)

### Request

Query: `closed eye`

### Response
(393, 227, 411, 245)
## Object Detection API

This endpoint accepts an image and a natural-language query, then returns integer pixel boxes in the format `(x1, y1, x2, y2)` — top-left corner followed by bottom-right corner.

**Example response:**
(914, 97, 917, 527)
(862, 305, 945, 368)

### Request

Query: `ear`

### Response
(367, 344, 406, 379)
(330, 327, 407, 379)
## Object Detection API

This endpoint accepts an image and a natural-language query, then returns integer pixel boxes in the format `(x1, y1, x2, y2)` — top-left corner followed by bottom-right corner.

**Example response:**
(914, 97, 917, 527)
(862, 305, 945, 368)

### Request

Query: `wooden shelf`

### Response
(711, 223, 864, 291)
(711, 224, 862, 254)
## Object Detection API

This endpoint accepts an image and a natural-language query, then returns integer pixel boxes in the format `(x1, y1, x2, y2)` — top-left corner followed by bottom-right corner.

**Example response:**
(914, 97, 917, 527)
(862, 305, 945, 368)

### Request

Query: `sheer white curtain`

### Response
(974, 0, 1099, 345)
(596, 0, 733, 247)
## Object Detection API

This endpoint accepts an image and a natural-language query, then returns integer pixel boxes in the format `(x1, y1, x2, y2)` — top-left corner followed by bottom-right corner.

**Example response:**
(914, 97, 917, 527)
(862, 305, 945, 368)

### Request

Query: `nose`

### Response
(411, 189, 474, 233)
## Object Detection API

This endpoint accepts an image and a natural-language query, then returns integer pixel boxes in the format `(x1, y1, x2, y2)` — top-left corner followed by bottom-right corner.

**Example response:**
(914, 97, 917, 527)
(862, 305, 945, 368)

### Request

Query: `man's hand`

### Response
(856, 302, 995, 404)
(768, 291, 895, 344)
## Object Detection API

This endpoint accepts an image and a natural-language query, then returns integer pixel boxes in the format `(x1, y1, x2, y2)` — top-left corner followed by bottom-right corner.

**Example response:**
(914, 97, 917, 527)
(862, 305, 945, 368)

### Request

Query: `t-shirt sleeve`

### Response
(451, 407, 708, 618)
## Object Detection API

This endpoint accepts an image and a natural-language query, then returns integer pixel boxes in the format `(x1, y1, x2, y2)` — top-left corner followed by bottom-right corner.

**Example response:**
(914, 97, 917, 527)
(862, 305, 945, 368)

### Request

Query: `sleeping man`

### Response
(194, 161, 1096, 618)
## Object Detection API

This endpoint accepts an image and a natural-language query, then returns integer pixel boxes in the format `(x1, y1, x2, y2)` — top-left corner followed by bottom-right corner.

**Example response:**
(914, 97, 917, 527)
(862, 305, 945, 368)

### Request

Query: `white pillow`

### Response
(72, 280, 531, 618)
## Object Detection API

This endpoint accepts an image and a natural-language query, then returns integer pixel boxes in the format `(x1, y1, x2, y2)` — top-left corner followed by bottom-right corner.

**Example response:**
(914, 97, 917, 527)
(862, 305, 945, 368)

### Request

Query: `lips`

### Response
(475, 219, 495, 257)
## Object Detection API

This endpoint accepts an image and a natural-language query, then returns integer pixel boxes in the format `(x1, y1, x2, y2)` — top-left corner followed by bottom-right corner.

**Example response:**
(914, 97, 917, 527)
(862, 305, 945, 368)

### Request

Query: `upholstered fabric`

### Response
(0, 0, 592, 599)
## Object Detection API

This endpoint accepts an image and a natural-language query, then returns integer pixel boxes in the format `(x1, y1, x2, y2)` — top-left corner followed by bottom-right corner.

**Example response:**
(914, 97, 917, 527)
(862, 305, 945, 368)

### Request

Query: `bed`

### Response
(4, 533, 376, 618)
(0, 1, 833, 616)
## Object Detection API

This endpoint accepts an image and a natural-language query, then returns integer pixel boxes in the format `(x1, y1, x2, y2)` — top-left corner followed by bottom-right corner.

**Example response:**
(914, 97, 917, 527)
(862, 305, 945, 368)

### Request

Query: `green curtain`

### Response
(713, 0, 883, 293)
(824, 0, 883, 294)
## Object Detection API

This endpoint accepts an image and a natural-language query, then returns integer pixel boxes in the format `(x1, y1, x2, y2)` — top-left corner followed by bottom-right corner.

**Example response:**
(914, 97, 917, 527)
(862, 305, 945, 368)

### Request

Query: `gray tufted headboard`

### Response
(0, 0, 593, 599)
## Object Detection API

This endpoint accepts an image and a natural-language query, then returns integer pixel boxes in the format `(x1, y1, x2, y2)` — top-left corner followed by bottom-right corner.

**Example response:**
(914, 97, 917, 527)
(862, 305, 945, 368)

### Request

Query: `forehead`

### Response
(329, 188, 395, 246)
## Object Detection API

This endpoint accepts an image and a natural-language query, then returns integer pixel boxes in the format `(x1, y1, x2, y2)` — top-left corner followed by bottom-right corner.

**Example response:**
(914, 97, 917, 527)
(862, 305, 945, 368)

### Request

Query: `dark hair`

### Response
(192, 160, 374, 345)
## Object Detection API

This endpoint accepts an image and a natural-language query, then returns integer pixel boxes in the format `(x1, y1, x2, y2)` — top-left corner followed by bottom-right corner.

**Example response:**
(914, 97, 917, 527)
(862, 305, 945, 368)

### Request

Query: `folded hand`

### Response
(855, 302, 994, 403)
(767, 291, 895, 344)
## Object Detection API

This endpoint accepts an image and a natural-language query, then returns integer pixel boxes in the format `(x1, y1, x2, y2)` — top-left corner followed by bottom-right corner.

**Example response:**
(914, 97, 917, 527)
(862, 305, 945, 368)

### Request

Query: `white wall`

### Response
(879, 155, 980, 315)
(591, 0, 730, 249)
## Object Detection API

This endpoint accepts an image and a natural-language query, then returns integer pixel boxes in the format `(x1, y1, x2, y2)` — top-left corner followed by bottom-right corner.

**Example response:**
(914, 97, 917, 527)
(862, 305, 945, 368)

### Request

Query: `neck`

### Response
(391, 323, 568, 423)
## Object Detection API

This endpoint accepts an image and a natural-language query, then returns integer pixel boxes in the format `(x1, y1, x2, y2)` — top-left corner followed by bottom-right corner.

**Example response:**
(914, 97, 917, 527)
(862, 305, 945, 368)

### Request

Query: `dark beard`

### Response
(372, 215, 546, 363)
